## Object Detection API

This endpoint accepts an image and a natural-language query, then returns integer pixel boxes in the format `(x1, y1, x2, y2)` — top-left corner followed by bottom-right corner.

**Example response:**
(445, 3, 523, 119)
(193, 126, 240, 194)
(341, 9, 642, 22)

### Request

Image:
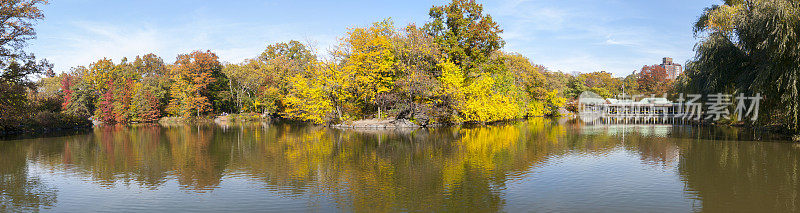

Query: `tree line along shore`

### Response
(3, 0, 800, 137)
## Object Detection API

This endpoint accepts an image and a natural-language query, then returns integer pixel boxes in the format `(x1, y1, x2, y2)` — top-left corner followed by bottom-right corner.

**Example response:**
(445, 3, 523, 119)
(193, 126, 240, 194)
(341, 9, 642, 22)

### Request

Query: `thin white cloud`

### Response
(39, 22, 160, 67)
(489, 0, 698, 77)
(28, 0, 706, 77)
(32, 12, 340, 72)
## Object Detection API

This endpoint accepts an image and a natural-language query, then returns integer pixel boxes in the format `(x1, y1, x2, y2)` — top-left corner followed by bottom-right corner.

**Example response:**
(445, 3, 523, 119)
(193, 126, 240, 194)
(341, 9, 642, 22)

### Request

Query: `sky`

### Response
(28, 0, 719, 77)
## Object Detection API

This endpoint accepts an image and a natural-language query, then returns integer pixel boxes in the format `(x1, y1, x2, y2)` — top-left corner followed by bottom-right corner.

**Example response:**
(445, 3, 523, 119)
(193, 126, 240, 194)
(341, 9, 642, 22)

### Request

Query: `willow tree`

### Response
(683, 0, 800, 129)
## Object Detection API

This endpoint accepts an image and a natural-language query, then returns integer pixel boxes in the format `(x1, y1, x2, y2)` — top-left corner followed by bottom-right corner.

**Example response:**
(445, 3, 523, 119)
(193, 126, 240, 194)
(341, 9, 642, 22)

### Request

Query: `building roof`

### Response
(638, 98, 671, 105)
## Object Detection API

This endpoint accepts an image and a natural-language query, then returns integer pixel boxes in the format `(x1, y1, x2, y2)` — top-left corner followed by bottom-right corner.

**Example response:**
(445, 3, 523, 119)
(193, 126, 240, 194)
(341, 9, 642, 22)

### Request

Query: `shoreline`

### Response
(3, 115, 799, 142)
(0, 127, 93, 140)
(331, 119, 421, 129)
(669, 119, 800, 142)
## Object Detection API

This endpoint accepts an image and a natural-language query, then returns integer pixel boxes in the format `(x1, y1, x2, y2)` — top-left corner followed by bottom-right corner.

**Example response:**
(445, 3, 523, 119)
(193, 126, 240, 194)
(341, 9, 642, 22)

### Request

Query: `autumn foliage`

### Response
(31, 0, 570, 127)
(637, 65, 672, 94)
(167, 51, 225, 117)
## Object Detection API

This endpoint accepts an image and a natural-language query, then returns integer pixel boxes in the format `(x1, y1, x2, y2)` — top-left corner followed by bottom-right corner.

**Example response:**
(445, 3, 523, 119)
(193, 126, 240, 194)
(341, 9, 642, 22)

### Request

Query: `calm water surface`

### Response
(1, 119, 799, 212)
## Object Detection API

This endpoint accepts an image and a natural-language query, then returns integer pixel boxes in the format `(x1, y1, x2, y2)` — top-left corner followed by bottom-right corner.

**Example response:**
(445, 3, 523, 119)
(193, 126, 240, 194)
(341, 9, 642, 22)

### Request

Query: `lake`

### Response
(1, 119, 799, 212)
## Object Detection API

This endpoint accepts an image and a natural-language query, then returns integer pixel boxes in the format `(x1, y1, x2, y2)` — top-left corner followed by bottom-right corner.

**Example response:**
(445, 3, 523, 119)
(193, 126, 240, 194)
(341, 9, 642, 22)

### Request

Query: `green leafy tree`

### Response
(500, 53, 547, 100)
(564, 76, 589, 99)
(132, 54, 169, 122)
(391, 24, 446, 123)
(424, 0, 504, 76)
(61, 67, 95, 118)
(0, 0, 54, 130)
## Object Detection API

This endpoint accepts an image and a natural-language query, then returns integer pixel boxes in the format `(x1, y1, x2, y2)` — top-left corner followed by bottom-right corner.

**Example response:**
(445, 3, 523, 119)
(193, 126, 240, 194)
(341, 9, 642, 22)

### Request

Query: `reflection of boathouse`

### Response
(579, 93, 686, 124)
(580, 124, 673, 137)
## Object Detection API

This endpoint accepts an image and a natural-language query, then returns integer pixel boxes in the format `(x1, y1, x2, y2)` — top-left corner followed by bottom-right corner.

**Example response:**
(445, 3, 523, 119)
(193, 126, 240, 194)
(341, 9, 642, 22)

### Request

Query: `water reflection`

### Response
(0, 138, 58, 211)
(678, 138, 800, 212)
(1, 119, 798, 212)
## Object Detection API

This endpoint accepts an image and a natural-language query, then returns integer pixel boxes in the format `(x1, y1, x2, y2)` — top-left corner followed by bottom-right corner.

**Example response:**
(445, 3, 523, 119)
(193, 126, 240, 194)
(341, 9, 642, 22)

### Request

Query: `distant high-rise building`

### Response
(660, 57, 682, 80)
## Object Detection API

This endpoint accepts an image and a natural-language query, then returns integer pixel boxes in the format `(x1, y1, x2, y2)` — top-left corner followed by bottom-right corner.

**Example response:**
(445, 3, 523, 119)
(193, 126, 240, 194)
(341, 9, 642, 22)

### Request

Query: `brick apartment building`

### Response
(660, 57, 683, 80)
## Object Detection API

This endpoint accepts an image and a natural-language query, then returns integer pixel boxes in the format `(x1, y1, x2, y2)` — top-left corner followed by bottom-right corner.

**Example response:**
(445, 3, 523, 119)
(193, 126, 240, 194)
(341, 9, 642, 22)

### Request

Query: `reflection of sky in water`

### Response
(27, 147, 696, 212)
(28, 162, 338, 212)
(504, 148, 696, 212)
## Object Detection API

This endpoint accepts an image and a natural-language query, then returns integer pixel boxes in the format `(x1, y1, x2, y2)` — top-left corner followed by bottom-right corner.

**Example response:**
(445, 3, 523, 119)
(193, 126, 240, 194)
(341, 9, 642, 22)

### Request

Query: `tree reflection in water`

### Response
(1, 118, 798, 212)
(677, 138, 800, 212)
(0, 138, 58, 211)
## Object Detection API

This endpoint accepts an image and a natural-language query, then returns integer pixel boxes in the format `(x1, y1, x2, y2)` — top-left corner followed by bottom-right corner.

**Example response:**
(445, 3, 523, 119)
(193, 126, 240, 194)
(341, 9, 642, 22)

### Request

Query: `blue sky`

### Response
(28, 0, 718, 77)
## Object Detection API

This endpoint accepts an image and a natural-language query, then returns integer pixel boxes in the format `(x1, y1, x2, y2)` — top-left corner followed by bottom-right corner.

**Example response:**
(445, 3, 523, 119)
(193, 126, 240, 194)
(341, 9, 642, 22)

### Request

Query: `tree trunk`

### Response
(336, 105, 342, 121)
(229, 78, 234, 113)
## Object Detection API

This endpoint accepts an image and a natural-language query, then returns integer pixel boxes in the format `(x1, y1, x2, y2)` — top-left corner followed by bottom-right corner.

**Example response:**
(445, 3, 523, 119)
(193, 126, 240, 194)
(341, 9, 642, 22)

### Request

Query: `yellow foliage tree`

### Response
(83, 58, 118, 93)
(436, 61, 524, 123)
(461, 74, 522, 123)
(284, 75, 333, 124)
(283, 62, 351, 124)
(342, 19, 397, 119)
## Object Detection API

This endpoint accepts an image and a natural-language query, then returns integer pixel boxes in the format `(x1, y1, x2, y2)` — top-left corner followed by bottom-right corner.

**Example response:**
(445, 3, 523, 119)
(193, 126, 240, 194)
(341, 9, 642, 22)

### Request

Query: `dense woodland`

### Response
(2, 0, 798, 134)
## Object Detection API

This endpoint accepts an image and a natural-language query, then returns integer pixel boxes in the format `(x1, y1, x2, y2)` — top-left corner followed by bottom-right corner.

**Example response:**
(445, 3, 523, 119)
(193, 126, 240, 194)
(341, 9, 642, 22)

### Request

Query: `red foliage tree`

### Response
(97, 80, 116, 124)
(60, 74, 75, 110)
(637, 65, 671, 94)
(113, 78, 135, 123)
(139, 91, 162, 122)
